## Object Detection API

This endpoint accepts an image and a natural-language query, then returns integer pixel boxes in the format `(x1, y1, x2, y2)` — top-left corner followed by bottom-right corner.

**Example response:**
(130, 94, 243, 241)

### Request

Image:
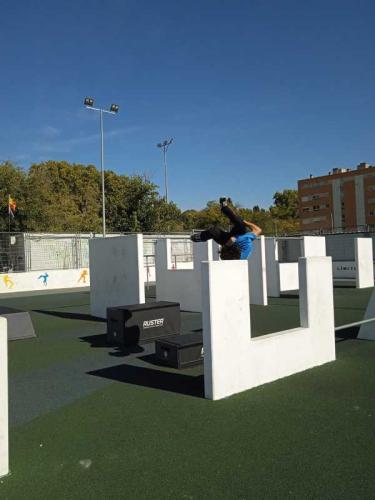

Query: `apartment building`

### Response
(298, 162, 375, 232)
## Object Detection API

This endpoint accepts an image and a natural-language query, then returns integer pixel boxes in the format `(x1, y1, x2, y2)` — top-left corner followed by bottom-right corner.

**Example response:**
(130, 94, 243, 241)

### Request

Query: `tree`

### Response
(271, 189, 298, 219)
(0, 161, 27, 231)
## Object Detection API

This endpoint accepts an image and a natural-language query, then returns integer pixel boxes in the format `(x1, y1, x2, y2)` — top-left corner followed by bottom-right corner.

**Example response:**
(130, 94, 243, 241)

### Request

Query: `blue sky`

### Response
(1, 0, 374, 210)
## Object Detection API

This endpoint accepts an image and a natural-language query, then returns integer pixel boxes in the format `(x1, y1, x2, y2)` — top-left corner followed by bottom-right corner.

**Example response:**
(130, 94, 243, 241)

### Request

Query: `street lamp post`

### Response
(156, 138, 173, 203)
(84, 98, 119, 237)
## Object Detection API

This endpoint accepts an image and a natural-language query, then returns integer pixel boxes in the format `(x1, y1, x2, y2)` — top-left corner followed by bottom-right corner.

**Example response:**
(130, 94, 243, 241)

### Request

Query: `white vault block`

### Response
(248, 236, 268, 306)
(0, 317, 9, 478)
(354, 238, 374, 289)
(265, 236, 326, 297)
(156, 239, 219, 311)
(156, 237, 268, 310)
(89, 234, 145, 318)
(358, 287, 375, 340)
(202, 256, 336, 400)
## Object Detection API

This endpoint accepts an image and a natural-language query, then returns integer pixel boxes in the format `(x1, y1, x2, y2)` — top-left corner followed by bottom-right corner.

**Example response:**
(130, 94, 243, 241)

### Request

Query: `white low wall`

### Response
(156, 237, 267, 310)
(332, 262, 357, 279)
(358, 287, 375, 340)
(156, 239, 218, 311)
(355, 239, 374, 288)
(0, 317, 8, 478)
(202, 257, 336, 400)
(279, 263, 299, 291)
(265, 236, 326, 297)
(331, 239, 374, 288)
(249, 236, 268, 306)
(0, 268, 90, 294)
(89, 235, 145, 318)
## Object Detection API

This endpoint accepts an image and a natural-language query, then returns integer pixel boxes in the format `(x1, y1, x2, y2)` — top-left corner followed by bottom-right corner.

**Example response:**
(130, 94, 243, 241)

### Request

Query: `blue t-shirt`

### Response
(235, 232, 257, 259)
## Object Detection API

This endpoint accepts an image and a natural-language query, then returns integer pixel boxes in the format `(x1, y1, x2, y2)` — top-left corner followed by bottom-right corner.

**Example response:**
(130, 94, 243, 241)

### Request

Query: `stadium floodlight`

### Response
(156, 138, 173, 203)
(84, 97, 94, 107)
(110, 103, 119, 113)
(84, 97, 120, 237)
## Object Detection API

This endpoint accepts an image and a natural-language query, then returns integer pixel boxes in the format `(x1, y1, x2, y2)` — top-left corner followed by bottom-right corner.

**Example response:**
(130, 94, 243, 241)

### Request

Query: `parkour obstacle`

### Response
(0, 317, 8, 478)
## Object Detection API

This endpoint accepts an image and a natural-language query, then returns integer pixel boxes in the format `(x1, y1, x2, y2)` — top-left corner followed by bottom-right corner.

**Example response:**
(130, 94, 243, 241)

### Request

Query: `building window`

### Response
(369, 211, 375, 217)
(302, 207, 311, 213)
(313, 205, 319, 211)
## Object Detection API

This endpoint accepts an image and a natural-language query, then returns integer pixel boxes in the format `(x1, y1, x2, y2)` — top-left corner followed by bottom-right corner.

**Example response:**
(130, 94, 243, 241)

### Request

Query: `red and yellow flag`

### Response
(8, 196, 16, 217)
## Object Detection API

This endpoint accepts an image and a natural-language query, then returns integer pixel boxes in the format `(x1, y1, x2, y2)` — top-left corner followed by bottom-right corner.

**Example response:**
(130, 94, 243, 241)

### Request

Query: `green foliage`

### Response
(271, 189, 298, 219)
(0, 160, 299, 235)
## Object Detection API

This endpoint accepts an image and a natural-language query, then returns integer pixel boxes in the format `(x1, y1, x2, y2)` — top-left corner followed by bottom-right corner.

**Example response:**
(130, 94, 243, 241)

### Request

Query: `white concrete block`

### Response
(89, 235, 145, 318)
(265, 238, 280, 297)
(202, 256, 335, 400)
(355, 238, 374, 289)
(301, 236, 326, 257)
(279, 263, 299, 292)
(266, 237, 326, 297)
(248, 236, 267, 305)
(0, 317, 8, 478)
(358, 287, 375, 340)
(156, 239, 218, 311)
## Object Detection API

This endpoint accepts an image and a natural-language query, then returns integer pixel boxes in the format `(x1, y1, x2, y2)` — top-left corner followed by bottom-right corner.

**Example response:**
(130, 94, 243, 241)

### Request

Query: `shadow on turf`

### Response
(87, 364, 204, 398)
(79, 333, 145, 357)
(335, 325, 359, 343)
(33, 309, 106, 322)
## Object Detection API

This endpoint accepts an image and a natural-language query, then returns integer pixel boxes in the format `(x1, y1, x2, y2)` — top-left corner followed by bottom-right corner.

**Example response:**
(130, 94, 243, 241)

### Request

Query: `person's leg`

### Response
(221, 203, 249, 236)
(191, 226, 230, 246)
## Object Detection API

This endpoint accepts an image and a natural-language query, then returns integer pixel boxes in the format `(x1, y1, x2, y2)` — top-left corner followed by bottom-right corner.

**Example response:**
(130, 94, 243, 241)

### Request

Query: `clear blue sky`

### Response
(1, 0, 374, 210)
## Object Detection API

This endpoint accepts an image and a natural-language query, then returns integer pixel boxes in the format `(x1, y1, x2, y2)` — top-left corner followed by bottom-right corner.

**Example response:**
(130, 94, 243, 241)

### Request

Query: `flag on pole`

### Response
(8, 196, 16, 218)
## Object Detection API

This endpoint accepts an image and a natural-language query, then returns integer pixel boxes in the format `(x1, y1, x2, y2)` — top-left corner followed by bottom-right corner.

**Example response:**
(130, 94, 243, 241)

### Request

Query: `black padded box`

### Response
(107, 301, 180, 346)
(155, 332, 203, 369)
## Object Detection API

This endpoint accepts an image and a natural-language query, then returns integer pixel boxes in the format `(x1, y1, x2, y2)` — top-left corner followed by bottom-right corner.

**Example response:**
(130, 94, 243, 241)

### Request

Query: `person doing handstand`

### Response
(190, 197, 262, 260)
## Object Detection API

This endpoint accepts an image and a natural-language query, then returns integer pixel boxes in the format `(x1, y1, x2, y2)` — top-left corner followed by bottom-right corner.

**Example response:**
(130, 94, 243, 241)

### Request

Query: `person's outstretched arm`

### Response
(244, 220, 262, 236)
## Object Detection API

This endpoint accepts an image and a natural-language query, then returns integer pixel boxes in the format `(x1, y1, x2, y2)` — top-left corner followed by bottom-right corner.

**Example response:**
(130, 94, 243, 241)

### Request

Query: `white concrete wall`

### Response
(358, 287, 375, 340)
(0, 317, 8, 478)
(201, 257, 336, 400)
(156, 239, 218, 311)
(157, 238, 267, 309)
(248, 236, 267, 306)
(332, 262, 357, 279)
(355, 238, 374, 288)
(279, 263, 299, 291)
(265, 238, 280, 297)
(0, 268, 90, 294)
(89, 235, 145, 318)
(266, 237, 326, 297)
(301, 236, 327, 257)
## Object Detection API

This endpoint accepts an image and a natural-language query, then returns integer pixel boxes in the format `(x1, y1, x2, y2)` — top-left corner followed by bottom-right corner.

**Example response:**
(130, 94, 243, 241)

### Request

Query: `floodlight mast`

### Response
(156, 138, 173, 203)
(84, 97, 119, 237)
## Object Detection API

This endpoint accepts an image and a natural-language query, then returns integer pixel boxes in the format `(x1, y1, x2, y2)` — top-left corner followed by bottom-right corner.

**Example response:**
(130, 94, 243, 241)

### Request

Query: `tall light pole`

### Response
(84, 97, 119, 237)
(157, 138, 173, 202)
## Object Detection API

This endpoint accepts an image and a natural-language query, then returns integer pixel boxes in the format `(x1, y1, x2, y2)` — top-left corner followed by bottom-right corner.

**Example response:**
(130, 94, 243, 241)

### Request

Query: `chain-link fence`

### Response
(0, 232, 193, 274)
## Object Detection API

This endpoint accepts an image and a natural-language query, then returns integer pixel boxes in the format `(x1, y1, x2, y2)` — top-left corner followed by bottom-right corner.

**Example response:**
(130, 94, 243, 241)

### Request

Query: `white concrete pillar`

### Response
(248, 236, 267, 305)
(0, 317, 8, 478)
(89, 234, 145, 318)
(156, 239, 217, 311)
(301, 236, 326, 257)
(201, 256, 335, 400)
(355, 238, 374, 289)
(265, 237, 280, 297)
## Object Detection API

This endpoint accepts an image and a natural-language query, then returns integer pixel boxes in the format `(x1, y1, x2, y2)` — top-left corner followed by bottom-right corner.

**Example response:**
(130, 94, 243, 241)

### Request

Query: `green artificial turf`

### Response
(0, 287, 374, 499)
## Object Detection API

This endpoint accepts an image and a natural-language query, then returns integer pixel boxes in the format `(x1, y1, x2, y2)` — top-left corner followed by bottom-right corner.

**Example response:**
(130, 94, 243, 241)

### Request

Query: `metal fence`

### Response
(0, 232, 193, 273)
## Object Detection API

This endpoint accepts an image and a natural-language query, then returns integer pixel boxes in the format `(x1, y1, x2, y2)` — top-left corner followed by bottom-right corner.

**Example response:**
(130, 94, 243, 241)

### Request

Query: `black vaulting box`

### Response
(155, 332, 204, 369)
(107, 301, 180, 346)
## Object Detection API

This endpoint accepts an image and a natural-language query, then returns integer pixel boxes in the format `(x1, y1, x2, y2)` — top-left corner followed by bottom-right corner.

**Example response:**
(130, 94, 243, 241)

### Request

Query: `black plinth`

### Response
(107, 301, 180, 347)
(155, 332, 203, 369)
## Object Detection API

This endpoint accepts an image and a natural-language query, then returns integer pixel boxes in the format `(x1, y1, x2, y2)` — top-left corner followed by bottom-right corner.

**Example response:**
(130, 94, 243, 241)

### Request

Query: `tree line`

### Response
(0, 160, 299, 234)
